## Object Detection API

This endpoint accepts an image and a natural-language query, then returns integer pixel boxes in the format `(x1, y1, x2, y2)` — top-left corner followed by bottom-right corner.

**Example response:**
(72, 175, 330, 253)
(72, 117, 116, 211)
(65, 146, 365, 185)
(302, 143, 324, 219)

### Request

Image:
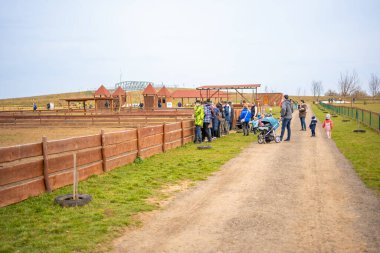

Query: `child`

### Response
(309, 115, 317, 137)
(322, 114, 334, 139)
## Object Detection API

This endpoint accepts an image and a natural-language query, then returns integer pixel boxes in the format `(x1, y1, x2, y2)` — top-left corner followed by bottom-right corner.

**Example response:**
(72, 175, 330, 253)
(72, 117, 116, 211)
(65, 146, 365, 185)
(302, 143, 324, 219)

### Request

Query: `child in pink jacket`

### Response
(322, 114, 334, 139)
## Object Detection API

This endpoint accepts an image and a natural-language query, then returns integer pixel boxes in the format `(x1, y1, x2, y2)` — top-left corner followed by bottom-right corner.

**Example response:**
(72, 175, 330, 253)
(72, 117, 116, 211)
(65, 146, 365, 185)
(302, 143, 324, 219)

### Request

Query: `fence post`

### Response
(362, 110, 364, 123)
(369, 111, 372, 127)
(42, 136, 52, 192)
(73, 153, 78, 200)
(101, 130, 107, 172)
(162, 122, 166, 152)
(181, 120, 185, 146)
(137, 126, 142, 158)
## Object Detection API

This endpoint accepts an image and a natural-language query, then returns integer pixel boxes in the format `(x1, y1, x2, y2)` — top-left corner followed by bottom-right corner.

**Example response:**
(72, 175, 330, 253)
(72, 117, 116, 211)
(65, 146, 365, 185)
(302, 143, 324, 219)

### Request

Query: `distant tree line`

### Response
(311, 71, 380, 99)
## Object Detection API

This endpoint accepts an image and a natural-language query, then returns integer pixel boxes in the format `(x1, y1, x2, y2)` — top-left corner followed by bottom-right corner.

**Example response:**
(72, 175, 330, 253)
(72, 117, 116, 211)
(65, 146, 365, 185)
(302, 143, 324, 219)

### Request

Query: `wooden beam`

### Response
(42, 136, 52, 192)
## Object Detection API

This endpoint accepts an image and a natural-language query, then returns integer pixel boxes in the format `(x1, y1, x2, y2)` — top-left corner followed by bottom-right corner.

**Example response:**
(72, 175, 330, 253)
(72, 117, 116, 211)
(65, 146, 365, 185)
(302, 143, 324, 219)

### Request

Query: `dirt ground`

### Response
(111, 110, 380, 253)
(0, 127, 132, 147)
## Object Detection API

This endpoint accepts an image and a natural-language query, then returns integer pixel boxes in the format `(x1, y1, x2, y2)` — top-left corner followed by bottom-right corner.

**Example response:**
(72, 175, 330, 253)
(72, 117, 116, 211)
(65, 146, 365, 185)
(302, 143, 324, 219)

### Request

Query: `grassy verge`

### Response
(312, 104, 380, 195)
(336, 103, 380, 113)
(0, 133, 256, 253)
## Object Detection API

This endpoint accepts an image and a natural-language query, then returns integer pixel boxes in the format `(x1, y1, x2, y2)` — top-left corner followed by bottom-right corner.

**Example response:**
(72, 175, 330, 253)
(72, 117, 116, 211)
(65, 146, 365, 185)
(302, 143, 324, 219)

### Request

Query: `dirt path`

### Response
(111, 110, 380, 253)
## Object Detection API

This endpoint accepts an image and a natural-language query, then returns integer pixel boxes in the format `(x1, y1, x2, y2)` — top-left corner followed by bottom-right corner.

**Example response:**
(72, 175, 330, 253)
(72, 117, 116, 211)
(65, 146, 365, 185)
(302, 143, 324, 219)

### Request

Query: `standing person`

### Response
(223, 101, 230, 134)
(280, 94, 293, 141)
(228, 101, 234, 130)
(299, 100, 307, 131)
(250, 102, 257, 120)
(33, 102, 37, 111)
(193, 100, 204, 144)
(224, 102, 231, 131)
(203, 100, 213, 142)
(212, 104, 220, 138)
(217, 103, 226, 136)
(239, 104, 252, 136)
(309, 115, 317, 137)
(322, 114, 334, 139)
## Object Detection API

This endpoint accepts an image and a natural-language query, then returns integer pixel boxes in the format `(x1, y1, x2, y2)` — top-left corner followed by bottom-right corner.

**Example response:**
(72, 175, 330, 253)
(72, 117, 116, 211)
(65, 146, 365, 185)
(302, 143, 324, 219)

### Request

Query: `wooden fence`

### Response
(0, 110, 193, 128)
(0, 120, 195, 207)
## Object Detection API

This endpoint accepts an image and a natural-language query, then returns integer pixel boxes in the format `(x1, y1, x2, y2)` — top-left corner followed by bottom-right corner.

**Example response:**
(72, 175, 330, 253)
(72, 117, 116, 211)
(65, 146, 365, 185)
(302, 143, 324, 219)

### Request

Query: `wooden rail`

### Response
(0, 120, 195, 207)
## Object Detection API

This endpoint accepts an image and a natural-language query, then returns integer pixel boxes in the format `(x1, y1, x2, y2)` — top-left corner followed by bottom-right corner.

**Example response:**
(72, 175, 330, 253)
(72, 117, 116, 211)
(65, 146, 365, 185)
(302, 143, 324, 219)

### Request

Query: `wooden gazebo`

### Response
(112, 86, 127, 111)
(94, 85, 113, 110)
(157, 86, 172, 108)
(142, 83, 158, 109)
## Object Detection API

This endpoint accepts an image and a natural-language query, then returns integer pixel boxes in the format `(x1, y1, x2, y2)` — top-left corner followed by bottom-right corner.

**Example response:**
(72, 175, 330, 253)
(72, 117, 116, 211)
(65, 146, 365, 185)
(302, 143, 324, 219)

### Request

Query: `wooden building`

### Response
(157, 86, 172, 108)
(142, 83, 158, 109)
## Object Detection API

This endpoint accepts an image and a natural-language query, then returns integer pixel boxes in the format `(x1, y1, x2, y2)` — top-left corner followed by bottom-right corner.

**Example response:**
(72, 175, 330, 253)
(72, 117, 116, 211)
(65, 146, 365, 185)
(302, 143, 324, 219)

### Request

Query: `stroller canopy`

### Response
(261, 116, 279, 128)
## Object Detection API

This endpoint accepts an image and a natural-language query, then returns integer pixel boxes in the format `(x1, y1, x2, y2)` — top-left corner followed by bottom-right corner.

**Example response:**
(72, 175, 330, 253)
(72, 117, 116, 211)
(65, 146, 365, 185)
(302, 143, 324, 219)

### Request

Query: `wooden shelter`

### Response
(196, 84, 261, 104)
(171, 90, 229, 106)
(142, 83, 158, 109)
(94, 85, 113, 110)
(112, 86, 127, 111)
(157, 86, 172, 108)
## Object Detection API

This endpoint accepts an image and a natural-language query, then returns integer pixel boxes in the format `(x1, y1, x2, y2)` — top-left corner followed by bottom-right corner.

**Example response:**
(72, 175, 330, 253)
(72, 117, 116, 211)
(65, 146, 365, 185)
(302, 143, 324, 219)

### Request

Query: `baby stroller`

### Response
(257, 117, 281, 144)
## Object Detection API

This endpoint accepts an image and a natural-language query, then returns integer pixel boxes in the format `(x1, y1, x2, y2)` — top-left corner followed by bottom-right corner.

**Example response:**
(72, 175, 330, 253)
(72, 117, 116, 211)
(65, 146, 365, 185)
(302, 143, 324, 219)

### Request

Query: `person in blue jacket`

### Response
(239, 104, 252, 136)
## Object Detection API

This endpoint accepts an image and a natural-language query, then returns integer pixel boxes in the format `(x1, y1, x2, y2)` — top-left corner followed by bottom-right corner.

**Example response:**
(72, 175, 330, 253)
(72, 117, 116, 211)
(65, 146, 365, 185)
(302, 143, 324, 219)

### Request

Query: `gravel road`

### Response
(111, 111, 380, 253)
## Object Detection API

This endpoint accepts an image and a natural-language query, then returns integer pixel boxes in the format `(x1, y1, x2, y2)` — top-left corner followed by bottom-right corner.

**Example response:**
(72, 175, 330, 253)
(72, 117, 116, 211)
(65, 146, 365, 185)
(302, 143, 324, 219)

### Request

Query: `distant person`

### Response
(217, 102, 226, 136)
(266, 108, 273, 117)
(309, 115, 317, 137)
(239, 104, 252, 136)
(322, 114, 334, 139)
(223, 101, 231, 133)
(280, 94, 293, 142)
(139, 102, 144, 109)
(250, 102, 257, 120)
(203, 100, 212, 142)
(228, 101, 234, 130)
(298, 100, 307, 131)
(212, 104, 221, 138)
(33, 102, 37, 111)
(177, 101, 182, 107)
(194, 100, 204, 144)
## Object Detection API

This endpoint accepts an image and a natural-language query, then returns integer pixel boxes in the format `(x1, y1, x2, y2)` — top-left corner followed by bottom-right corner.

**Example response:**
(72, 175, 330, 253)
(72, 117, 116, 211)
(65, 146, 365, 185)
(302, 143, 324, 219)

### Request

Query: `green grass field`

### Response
(0, 133, 256, 253)
(337, 102, 380, 113)
(313, 104, 380, 195)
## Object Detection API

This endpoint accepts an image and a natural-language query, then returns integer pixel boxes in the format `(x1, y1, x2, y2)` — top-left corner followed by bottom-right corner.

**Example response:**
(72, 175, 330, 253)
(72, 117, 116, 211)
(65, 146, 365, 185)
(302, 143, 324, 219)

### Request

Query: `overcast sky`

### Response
(0, 0, 379, 99)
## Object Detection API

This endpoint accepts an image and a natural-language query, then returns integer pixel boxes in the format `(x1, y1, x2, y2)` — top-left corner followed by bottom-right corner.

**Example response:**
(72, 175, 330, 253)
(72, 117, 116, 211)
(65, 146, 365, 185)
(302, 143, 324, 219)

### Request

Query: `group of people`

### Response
(280, 95, 334, 141)
(194, 95, 334, 144)
(193, 100, 234, 144)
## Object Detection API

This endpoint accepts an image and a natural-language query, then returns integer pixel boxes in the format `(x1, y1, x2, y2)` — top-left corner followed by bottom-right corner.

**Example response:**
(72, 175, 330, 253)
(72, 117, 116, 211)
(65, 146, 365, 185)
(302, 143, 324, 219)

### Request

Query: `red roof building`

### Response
(157, 86, 172, 97)
(171, 90, 228, 99)
(94, 85, 111, 97)
(142, 83, 157, 95)
(112, 86, 126, 97)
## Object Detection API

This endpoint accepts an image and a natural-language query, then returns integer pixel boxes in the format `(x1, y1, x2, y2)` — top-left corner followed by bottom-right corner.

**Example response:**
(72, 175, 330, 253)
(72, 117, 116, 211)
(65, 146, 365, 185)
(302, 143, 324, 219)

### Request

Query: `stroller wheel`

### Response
(258, 135, 265, 144)
(275, 136, 281, 143)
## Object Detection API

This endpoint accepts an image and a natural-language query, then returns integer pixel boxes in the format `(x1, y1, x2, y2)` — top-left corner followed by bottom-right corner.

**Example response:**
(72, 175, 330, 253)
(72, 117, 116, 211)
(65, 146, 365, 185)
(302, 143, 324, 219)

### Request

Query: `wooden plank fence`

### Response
(0, 111, 193, 128)
(0, 120, 195, 207)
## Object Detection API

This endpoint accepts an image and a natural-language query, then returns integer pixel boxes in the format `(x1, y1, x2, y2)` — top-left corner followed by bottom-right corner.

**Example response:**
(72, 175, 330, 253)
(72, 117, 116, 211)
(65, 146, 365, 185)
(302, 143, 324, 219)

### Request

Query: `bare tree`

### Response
(369, 73, 380, 97)
(311, 80, 323, 98)
(338, 70, 359, 97)
(296, 87, 301, 97)
(325, 89, 338, 96)
(316, 82, 323, 98)
(352, 88, 368, 98)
